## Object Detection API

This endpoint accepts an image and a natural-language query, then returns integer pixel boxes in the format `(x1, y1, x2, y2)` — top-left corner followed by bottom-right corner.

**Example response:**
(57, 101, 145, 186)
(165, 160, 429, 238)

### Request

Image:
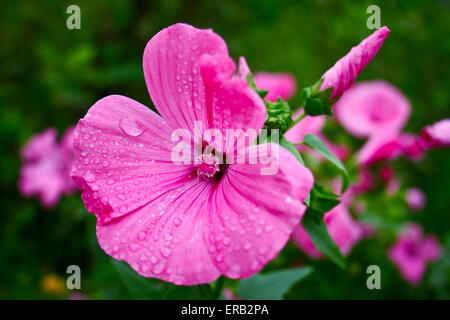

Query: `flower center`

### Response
(195, 153, 224, 181)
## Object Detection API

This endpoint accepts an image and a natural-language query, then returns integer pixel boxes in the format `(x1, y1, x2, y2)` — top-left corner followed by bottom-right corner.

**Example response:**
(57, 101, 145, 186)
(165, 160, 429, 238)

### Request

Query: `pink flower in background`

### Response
(254, 72, 297, 102)
(353, 168, 373, 193)
(285, 111, 325, 142)
(320, 27, 390, 100)
(334, 81, 411, 138)
(405, 188, 426, 211)
(379, 164, 400, 195)
(285, 112, 348, 160)
(237, 57, 296, 102)
(71, 23, 313, 285)
(223, 288, 241, 300)
(293, 204, 363, 259)
(19, 127, 76, 207)
(419, 118, 450, 149)
(356, 132, 402, 166)
(400, 133, 424, 161)
(389, 223, 441, 285)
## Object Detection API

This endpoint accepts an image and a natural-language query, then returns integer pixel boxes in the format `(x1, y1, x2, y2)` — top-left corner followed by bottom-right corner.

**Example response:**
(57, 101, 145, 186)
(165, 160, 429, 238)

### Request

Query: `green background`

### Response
(0, 0, 449, 299)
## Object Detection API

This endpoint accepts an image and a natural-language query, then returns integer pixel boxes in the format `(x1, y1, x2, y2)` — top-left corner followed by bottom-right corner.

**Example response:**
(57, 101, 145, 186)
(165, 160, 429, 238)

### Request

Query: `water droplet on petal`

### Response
(129, 243, 140, 252)
(119, 117, 144, 137)
(153, 261, 165, 274)
(160, 247, 172, 258)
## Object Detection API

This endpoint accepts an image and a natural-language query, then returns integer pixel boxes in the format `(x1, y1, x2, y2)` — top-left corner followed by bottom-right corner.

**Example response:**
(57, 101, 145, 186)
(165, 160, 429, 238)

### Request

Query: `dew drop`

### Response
(119, 117, 144, 137)
(138, 232, 146, 241)
(129, 243, 140, 252)
(173, 218, 182, 226)
(160, 247, 172, 258)
(150, 256, 159, 264)
(215, 253, 224, 263)
(153, 261, 165, 275)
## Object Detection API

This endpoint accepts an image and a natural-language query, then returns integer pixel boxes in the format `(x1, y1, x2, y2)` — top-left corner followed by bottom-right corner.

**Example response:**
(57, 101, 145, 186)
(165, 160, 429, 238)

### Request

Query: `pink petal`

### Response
(388, 241, 426, 285)
(421, 236, 441, 262)
(334, 81, 411, 137)
(357, 132, 402, 166)
(237, 57, 251, 79)
(285, 110, 325, 143)
(19, 127, 76, 207)
(320, 27, 390, 100)
(21, 128, 58, 161)
(292, 225, 322, 259)
(405, 188, 426, 211)
(400, 133, 424, 161)
(206, 144, 313, 278)
(254, 72, 297, 102)
(71, 95, 193, 225)
(97, 180, 221, 285)
(324, 205, 362, 256)
(293, 204, 362, 258)
(199, 53, 266, 153)
(419, 118, 450, 149)
(20, 161, 66, 207)
(143, 23, 229, 132)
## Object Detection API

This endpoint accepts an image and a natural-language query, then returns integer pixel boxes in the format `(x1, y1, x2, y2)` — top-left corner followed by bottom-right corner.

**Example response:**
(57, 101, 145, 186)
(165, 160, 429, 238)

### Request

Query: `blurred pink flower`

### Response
(237, 57, 296, 102)
(405, 188, 426, 211)
(254, 72, 297, 102)
(379, 164, 394, 184)
(353, 168, 374, 193)
(285, 112, 348, 160)
(293, 203, 363, 259)
(19, 127, 76, 207)
(400, 133, 424, 161)
(419, 118, 450, 149)
(334, 81, 411, 138)
(389, 223, 441, 285)
(320, 27, 390, 100)
(357, 132, 402, 166)
(223, 288, 241, 300)
(70, 23, 313, 285)
(285, 111, 325, 143)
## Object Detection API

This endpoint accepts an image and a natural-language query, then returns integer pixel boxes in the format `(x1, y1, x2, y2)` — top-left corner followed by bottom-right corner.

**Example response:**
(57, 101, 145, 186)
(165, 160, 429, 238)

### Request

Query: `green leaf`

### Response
(161, 284, 214, 300)
(303, 133, 349, 193)
(279, 137, 305, 166)
(238, 266, 313, 300)
(112, 260, 164, 299)
(301, 208, 346, 268)
(309, 183, 340, 213)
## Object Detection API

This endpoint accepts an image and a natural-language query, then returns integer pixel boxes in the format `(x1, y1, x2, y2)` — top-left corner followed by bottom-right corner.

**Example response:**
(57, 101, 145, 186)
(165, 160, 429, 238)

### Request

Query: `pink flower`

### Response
(405, 188, 426, 212)
(70, 24, 313, 285)
(254, 72, 297, 102)
(389, 223, 441, 285)
(285, 111, 325, 143)
(285, 112, 348, 160)
(320, 27, 390, 100)
(356, 131, 402, 166)
(400, 133, 424, 161)
(334, 81, 411, 137)
(19, 127, 76, 207)
(223, 288, 241, 300)
(293, 203, 363, 259)
(353, 168, 374, 193)
(237, 57, 296, 102)
(419, 118, 450, 149)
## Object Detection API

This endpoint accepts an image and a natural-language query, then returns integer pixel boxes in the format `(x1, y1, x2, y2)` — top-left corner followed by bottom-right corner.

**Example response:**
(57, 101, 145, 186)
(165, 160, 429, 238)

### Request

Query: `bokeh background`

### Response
(1, 0, 449, 299)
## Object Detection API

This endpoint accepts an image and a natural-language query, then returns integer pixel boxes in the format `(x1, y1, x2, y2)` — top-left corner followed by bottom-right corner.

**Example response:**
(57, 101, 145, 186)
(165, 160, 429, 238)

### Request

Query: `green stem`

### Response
(287, 111, 306, 130)
(212, 276, 225, 300)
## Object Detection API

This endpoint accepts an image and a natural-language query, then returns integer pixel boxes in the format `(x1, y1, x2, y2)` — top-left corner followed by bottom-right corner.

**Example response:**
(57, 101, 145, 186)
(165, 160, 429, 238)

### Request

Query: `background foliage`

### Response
(0, 0, 449, 299)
